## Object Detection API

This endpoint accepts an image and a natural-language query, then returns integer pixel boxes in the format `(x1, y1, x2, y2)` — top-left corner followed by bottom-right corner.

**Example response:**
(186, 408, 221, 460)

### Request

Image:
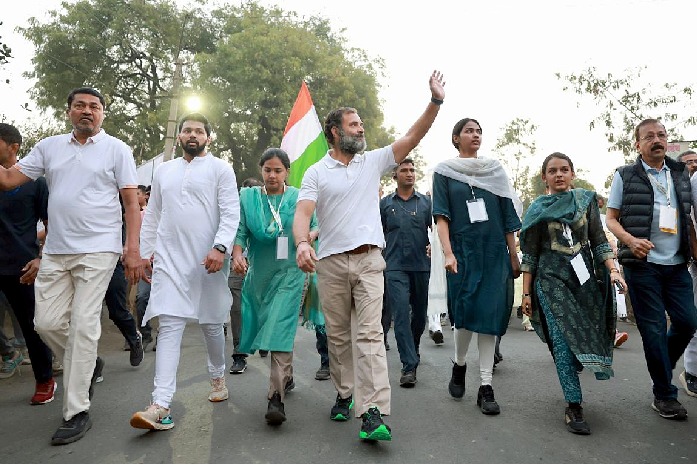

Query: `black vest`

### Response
(616, 156, 692, 266)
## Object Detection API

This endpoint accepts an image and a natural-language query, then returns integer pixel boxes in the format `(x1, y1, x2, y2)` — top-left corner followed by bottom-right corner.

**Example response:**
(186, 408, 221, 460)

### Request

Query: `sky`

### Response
(2, 0, 696, 194)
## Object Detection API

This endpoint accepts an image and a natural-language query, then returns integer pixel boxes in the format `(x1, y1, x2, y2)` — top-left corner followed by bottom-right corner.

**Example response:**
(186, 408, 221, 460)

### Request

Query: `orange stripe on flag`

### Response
(283, 81, 314, 136)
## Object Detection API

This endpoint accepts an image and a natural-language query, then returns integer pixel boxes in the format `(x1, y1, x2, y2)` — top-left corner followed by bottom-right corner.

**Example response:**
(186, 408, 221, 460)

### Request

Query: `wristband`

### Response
(609, 268, 619, 274)
(431, 97, 444, 105)
(296, 240, 309, 247)
(523, 293, 531, 297)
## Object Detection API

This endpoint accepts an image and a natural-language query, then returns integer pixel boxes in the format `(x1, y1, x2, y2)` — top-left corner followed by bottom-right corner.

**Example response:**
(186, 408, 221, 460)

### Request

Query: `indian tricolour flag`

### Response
(281, 81, 329, 188)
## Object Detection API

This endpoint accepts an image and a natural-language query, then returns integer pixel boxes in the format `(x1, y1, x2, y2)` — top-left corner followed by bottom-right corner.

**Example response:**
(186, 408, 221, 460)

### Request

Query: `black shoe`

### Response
(385, 340, 390, 351)
(315, 364, 330, 381)
(477, 385, 500, 415)
(51, 411, 92, 445)
(679, 370, 697, 398)
(265, 392, 286, 425)
(229, 355, 247, 374)
(399, 369, 417, 388)
(516, 305, 523, 319)
(429, 330, 444, 345)
(448, 361, 466, 399)
(359, 407, 392, 441)
(89, 357, 104, 400)
(330, 393, 353, 421)
(284, 377, 295, 394)
(130, 333, 144, 367)
(652, 398, 688, 420)
(565, 404, 591, 434)
(493, 351, 503, 369)
(259, 350, 268, 358)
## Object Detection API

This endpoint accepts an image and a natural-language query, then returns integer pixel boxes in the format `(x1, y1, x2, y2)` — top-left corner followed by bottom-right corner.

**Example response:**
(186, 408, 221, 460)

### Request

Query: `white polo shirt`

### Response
(17, 130, 138, 254)
(299, 146, 396, 259)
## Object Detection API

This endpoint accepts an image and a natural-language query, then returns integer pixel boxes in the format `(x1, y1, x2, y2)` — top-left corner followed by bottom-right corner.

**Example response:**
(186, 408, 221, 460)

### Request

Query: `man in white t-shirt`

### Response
(0, 87, 143, 446)
(293, 70, 445, 442)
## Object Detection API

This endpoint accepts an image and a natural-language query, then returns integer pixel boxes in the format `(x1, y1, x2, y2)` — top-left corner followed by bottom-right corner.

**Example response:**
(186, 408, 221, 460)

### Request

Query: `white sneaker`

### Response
(208, 376, 228, 402)
(130, 403, 174, 430)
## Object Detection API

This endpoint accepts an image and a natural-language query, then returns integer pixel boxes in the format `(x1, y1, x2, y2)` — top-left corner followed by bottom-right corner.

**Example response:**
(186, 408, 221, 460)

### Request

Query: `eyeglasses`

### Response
(640, 133, 668, 142)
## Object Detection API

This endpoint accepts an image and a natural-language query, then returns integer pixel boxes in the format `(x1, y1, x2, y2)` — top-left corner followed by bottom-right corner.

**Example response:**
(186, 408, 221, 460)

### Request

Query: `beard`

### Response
(181, 140, 206, 156)
(337, 128, 367, 155)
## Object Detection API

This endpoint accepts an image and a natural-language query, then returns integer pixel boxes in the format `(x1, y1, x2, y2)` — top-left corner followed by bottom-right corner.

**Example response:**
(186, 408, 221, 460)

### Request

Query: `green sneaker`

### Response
(359, 407, 392, 441)
(330, 393, 353, 421)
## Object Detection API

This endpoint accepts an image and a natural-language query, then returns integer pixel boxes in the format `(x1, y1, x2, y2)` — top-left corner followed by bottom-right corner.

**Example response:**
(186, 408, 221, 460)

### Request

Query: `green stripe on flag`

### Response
(287, 133, 328, 188)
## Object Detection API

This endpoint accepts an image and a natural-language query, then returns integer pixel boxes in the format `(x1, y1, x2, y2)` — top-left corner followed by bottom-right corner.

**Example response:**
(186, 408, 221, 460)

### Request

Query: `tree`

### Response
(494, 118, 538, 210)
(557, 66, 696, 162)
(195, 2, 391, 182)
(20, 0, 392, 184)
(20, 0, 217, 161)
(0, 21, 12, 84)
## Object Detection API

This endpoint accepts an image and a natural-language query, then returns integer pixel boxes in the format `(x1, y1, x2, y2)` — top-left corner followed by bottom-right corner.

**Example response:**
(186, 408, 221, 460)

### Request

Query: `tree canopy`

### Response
(19, 0, 393, 183)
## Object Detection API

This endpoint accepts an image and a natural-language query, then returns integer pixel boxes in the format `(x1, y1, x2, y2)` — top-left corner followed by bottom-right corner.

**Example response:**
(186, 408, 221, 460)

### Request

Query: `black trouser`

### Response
(104, 260, 139, 348)
(136, 279, 152, 341)
(228, 272, 246, 358)
(0, 274, 52, 382)
(315, 326, 329, 367)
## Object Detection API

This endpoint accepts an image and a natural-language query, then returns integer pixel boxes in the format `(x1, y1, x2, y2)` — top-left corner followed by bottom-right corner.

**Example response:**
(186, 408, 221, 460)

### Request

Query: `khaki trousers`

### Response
(316, 247, 390, 416)
(34, 252, 119, 421)
(268, 351, 293, 401)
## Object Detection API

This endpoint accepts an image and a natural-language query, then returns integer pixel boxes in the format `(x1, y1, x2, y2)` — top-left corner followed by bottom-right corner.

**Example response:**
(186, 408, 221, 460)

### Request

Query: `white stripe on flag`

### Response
(281, 106, 324, 163)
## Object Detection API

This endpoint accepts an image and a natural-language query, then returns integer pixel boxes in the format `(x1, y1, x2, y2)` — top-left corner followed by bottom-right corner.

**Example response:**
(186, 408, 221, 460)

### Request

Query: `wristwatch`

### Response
(213, 244, 227, 254)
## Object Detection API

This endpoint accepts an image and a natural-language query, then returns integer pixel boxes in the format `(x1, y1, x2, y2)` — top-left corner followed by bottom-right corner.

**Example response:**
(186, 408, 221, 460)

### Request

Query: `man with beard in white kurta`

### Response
(130, 113, 240, 431)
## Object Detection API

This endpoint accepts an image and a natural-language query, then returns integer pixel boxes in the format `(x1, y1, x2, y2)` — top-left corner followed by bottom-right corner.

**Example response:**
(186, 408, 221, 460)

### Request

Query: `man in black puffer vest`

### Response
(606, 118, 697, 422)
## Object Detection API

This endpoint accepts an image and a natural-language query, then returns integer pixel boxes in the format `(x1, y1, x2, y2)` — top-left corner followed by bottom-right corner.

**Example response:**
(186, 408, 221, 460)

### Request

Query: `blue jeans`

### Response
(623, 262, 697, 399)
(385, 270, 429, 373)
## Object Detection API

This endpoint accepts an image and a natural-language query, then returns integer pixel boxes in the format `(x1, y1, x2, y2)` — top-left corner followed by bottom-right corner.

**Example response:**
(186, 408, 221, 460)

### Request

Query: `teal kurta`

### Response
(236, 186, 318, 353)
(520, 189, 616, 379)
(431, 172, 521, 336)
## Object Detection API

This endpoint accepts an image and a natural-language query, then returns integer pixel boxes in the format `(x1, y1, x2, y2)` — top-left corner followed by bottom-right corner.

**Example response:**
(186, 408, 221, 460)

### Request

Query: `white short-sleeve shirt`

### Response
(298, 146, 396, 259)
(17, 130, 138, 254)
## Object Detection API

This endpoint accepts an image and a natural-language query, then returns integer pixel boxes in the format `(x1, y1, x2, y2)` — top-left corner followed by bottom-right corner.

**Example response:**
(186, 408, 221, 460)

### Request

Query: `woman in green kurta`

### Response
(432, 118, 522, 415)
(520, 152, 627, 435)
(233, 148, 319, 426)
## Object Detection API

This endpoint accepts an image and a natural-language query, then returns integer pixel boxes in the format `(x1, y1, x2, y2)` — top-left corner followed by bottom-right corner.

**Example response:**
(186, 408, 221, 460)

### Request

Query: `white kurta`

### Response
(140, 153, 240, 324)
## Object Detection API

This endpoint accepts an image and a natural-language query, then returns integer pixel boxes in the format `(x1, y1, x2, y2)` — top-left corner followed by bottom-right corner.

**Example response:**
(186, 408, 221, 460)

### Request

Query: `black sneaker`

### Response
(385, 341, 390, 351)
(399, 369, 417, 388)
(679, 370, 697, 398)
(284, 377, 295, 394)
(51, 411, 92, 445)
(315, 364, 330, 381)
(259, 350, 268, 357)
(229, 355, 247, 374)
(89, 357, 104, 400)
(448, 361, 466, 399)
(477, 385, 500, 415)
(265, 392, 286, 425)
(652, 398, 688, 420)
(429, 330, 444, 345)
(565, 404, 591, 434)
(130, 333, 144, 367)
(359, 407, 392, 441)
(330, 393, 354, 421)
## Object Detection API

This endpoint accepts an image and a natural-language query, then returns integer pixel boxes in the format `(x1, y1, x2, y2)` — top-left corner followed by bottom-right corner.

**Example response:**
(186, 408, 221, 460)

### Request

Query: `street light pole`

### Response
(162, 57, 183, 162)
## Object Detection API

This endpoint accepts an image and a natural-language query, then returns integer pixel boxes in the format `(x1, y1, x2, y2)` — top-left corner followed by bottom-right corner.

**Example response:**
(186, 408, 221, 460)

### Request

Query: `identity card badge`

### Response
(276, 235, 289, 260)
(467, 198, 489, 223)
(659, 205, 678, 234)
(570, 253, 590, 286)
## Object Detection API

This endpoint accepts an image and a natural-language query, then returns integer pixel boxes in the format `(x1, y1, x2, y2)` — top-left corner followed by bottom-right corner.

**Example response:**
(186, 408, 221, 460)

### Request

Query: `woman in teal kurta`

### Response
(233, 148, 318, 426)
(520, 152, 627, 435)
(432, 118, 522, 416)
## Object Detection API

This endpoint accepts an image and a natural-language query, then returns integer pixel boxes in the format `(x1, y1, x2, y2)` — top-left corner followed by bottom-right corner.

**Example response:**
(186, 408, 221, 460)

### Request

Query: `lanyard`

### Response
(647, 169, 672, 206)
(263, 185, 286, 233)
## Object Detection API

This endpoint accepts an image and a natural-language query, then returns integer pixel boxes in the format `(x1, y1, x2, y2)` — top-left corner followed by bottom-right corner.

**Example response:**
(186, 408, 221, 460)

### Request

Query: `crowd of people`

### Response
(1, 71, 696, 447)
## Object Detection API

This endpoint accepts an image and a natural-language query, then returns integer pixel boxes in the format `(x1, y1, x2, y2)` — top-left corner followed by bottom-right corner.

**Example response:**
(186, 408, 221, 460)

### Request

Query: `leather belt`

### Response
(344, 244, 375, 255)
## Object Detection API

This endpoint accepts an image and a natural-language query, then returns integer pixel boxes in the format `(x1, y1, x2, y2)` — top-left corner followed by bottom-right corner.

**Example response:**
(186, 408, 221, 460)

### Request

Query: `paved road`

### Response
(1, 313, 696, 463)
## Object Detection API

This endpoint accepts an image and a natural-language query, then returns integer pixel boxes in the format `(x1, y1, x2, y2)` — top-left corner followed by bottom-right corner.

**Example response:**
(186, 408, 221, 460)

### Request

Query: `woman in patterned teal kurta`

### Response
(432, 118, 522, 416)
(233, 148, 319, 426)
(520, 152, 627, 436)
